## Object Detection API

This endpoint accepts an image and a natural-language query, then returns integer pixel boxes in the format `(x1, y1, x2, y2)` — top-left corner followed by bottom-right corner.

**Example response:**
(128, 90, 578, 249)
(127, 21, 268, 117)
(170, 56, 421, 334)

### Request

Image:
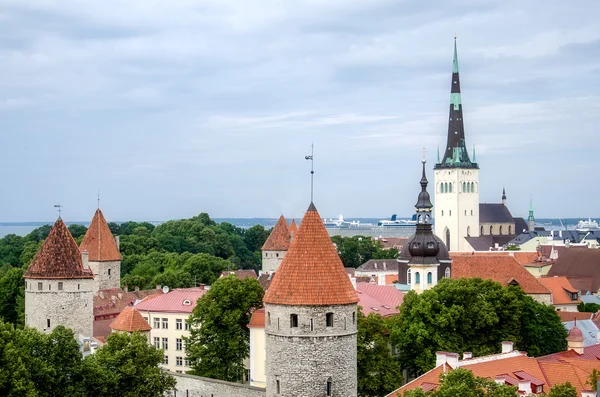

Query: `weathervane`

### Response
(54, 204, 63, 219)
(422, 147, 427, 162)
(305, 143, 314, 203)
(97, 190, 100, 209)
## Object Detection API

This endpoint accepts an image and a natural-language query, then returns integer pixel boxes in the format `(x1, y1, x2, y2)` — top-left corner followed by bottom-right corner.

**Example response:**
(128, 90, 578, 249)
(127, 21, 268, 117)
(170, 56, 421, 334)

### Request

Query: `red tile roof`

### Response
(263, 203, 359, 306)
(79, 209, 122, 262)
(289, 219, 298, 238)
(220, 270, 257, 279)
(135, 288, 207, 313)
(93, 287, 163, 319)
(557, 312, 593, 322)
(547, 247, 600, 293)
(110, 306, 151, 332)
(247, 308, 265, 328)
(539, 276, 581, 305)
(356, 283, 403, 317)
(24, 218, 94, 279)
(450, 255, 550, 295)
(93, 318, 114, 341)
(262, 215, 291, 251)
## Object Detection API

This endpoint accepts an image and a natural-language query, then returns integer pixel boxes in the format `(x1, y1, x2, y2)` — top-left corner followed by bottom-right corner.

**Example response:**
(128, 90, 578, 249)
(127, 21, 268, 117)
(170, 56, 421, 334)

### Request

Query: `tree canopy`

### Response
(388, 278, 567, 375)
(185, 275, 264, 382)
(331, 235, 399, 268)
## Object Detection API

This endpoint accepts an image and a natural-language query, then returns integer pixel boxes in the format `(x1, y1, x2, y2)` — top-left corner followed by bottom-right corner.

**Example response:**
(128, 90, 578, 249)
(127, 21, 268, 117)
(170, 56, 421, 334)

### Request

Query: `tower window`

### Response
(407, 269, 412, 284)
(277, 318, 280, 330)
(449, 210, 451, 216)
(467, 226, 471, 237)
(441, 210, 444, 216)
(352, 312, 356, 325)
(48, 283, 51, 291)
(276, 379, 281, 394)
(499, 225, 503, 235)
(108, 269, 111, 277)
(47, 319, 50, 328)
(449, 183, 453, 193)
(327, 379, 332, 396)
(38, 282, 43, 291)
(58, 282, 63, 291)
(267, 312, 271, 326)
(471, 182, 475, 192)
(463, 182, 466, 192)
(471, 210, 473, 216)
(326, 312, 334, 327)
(310, 318, 314, 331)
(509, 225, 512, 234)
(290, 314, 298, 328)
(427, 272, 433, 284)
(276, 253, 279, 258)
(464, 210, 467, 216)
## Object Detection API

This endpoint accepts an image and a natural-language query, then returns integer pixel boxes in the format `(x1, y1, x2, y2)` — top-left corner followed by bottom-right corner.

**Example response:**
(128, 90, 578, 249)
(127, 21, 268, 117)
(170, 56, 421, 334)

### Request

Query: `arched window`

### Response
(407, 269, 412, 284)
(445, 229, 450, 251)
(509, 225, 512, 234)
(490, 225, 493, 235)
(444, 183, 448, 193)
(467, 226, 471, 237)
(427, 272, 432, 284)
(463, 182, 466, 192)
(449, 183, 453, 193)
(499, 225, 503, 235)
(464, 210, 467, 216)
(471, 182, 475, 192)
(415, 272, 420, 284)
(480, 226, 484, 235)
(442, 210, 444, 216)
(445, 267, 451, 278)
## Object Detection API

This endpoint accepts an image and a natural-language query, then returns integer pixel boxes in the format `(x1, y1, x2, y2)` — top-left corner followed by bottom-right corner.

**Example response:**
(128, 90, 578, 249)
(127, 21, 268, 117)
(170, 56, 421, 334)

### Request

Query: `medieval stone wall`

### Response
(88, 260, 121, 291)
(24, 278, 94, 337)
(262, 251, 286, 273)
(169, 372, 265, 397)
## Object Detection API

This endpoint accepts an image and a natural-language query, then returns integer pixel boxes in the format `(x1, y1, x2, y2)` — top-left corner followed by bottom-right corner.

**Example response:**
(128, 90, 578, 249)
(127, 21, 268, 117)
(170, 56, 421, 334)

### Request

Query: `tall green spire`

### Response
(528, 198, 535, 221)
(453, 36, 459, 73)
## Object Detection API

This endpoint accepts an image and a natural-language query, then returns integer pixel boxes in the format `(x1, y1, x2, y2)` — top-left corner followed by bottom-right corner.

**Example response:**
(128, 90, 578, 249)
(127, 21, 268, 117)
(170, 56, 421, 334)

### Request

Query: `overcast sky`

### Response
(1, 0, 599, 222)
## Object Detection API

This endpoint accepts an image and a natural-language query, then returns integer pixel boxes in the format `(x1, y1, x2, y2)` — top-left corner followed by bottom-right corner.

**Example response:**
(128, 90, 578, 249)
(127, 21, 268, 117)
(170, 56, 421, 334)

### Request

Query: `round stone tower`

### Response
(263, 202, 359, 397)
(23, 218, 95, 338)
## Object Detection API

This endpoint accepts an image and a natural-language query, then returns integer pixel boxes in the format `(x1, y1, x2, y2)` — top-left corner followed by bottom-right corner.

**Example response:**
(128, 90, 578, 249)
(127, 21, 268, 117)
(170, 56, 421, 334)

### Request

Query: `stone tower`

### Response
(23, 218, 94, 338)
(80, 208, 122, 291)
(434, 38, 480, 251)
(263, 203, 359, 397)
(528, 198, 535, 232)
(402, 158, 452, 293)
(261, 215, 291, 273)
(289, 219, 298, 240)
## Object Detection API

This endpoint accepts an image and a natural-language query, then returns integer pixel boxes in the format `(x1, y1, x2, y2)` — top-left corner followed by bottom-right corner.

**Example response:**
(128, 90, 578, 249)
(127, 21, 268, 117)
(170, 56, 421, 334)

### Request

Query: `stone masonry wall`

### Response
(24, 278, 94, 338)
(262, 251, 286, 273)
(88, 260, 121, 291)
(168, 372, 265, 397)
(265, 303, 358, 397)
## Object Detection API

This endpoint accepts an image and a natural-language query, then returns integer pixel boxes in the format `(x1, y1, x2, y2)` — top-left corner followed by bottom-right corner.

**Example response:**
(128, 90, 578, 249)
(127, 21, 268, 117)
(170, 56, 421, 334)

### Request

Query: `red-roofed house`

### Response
(110, 306, 151, 334)
(356, 283, 404, 317)
(134, 287, 207, 373)
(248, 308, 266, 387)
(539, 276, 581, 312)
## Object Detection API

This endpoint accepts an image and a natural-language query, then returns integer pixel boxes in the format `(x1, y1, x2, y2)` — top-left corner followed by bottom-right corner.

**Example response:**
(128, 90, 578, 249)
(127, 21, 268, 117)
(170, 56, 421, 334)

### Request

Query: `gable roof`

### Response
(94, 287, 163, 318)
(263, 203, 359, 306)
(247, 308, 265, 328)
(135, 288, 207, 313)
(479, 203, 515, 223)
(357, 259, 399, 273)
(547, 247, 600, 293)
(79, 209, 122, 262)
(24, 218, 94, 279)
(539, 276, 581, 305)
(356, 283, 403, 317)
(110, 306, 151, 332)
(289, 219, 298, 237)
(220, 269, 257, 279)
(450, 254, 550, 294)
(262, 215, 291, 251)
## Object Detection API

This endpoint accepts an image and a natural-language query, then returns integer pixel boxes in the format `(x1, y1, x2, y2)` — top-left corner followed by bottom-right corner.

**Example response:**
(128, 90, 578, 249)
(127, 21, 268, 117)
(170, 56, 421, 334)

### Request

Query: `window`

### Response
(415, 272, 421, 284)
(427, 272, 433, 284)
(185, 321, 190, 331)
(571, 293, 578, 301)
(352, 312, 356, 325)
(176, 356, 183, 366)
(162, 318, 168, 329)
(445, 267, 451, 278)
(154, 318, 160, 329)
(499, 225, 503, 235)
(536, 385, 543, 393)
(508, 225, 512, 234)
(462, 182, 466, 192)
(276, 379, 281, 394)
(290, 314, 298, 328)
(47, 319, 51, 328)
(326, 312, 334, 327)
(108, 269, 111, 277)
(176, 319, 183, 330)
(163, 355, 168, 365)
(78, 284, 80, 290)
(467, 226, 471, 237)
(480, 226, 484, 235)
(184, 359, 190, 367)
(277, 318, 280, 330)
(449, 210, 451, 216)
(276, 253, 279, 257)
(464, 210, 467, 216)
(48, 283, 51, 291)
(471, 182, 475, 192)
(154, 337, 160, 349)
(407, 269, 412, 284)
(490, 225, 493, 235)
(467, 183, 471, 193)
(162, 337, 168, 350)
(442, 210, 444, 216)
(449, 183, 453, 193)
(326, 379, 332, 396)
(267, 312, 271, 326)
(471, 210, 473, 216)
(310, 318, 314, 331)
(58, 282, 63, 291)
(176, 338, 183, 351)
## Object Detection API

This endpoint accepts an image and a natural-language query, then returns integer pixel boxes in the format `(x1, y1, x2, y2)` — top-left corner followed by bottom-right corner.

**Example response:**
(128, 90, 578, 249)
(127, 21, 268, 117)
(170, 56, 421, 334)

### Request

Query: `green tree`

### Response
(67, 224, 88, 239)
(243, 225, 269, 252)
(84, 331, 175, 397)
(0, 267, 25, 326)
(577, 302, 600, 313)
(545, 382, 577, 397)
(186, 275, 264, 382)
(357, 310, 403, 397)
(389, 278, 566, 375)
(586, 369, 600, 391)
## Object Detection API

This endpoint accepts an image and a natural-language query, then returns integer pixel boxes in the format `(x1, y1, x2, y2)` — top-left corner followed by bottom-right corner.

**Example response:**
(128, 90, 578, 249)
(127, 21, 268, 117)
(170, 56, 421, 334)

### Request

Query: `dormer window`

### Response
(571, 292, 578, 301)
(183, 299, 191, 306)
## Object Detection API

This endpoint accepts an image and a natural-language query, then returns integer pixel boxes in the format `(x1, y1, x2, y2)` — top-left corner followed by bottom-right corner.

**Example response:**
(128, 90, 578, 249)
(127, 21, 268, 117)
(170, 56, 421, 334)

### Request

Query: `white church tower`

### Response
(434, 38, 479, 252)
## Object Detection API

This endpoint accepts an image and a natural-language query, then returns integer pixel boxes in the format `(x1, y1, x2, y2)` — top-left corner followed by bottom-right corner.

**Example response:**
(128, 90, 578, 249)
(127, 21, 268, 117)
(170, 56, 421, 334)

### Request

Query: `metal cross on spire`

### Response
(305, 143, 314, 203)
(54, 204, 63, 219)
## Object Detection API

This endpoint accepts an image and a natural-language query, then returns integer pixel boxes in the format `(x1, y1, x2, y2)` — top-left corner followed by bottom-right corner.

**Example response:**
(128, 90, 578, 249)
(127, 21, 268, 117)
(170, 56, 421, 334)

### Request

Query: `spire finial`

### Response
(437, 145, 440, 163)
(472, 144, 476, 162)
(453, 35, 459, 73)
(53, 204, 63, 219)
(97, 190, 100, 209)
(305, 143, 314, 203)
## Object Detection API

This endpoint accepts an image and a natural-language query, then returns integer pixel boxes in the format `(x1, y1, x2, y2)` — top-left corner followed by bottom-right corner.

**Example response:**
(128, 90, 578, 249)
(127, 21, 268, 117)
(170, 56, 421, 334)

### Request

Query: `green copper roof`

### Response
(453, 37, 459, 73)
(472, 145, 476, 162)
(528, 198, 535, 221)
(451, 93, 462, 110)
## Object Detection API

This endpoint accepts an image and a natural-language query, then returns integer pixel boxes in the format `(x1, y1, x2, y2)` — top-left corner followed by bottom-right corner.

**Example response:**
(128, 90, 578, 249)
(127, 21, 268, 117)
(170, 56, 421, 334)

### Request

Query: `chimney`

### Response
(374, 262, 378, 270)
(567, 326, 585, 354)
(446, 353, 459, 368)
(518, 379, 531, 395)
(494, 376, 505, 385)
(124, 285, 128, 293)
(378, 274, 385, 285)
(501, 341, 514, 354)
(117, 293, 122, 300)
(111, 295, 116, 303)
(435, 352, 447, 368)
(99, 291, 104, 299)
(581, 391, 596, 397)
(82, 250, 89, 270)
(463, 352, 473, 360)
(135, 286, 140, 292)
(115, 236, 120, 250)
(199, 284, 205, 290)
(156, 284, 161, 290)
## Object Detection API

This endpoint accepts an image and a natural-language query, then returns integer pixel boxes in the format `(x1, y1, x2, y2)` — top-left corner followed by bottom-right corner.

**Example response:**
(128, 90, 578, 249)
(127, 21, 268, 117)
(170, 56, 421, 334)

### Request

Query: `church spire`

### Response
(528, 198, 535, 232)
(502, 187, 507, 206)
(436, 37, 477, 169)
(409, 156, 439, 261)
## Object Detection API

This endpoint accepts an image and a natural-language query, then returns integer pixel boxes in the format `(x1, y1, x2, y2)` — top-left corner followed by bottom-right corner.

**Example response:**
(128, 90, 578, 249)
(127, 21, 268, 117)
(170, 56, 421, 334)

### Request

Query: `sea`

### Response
(0, 218, 595, 239)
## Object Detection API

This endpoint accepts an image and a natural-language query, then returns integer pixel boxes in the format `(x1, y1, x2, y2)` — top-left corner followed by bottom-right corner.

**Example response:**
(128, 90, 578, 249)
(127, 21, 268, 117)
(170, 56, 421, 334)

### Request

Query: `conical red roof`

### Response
(289, 219, 298, 238)
(262, 215, 291, 251)
(24, 218, 94, 279)
(264, 203, 358, 306)
(80, 209, 122, 262)
(110, 306, 151, 332)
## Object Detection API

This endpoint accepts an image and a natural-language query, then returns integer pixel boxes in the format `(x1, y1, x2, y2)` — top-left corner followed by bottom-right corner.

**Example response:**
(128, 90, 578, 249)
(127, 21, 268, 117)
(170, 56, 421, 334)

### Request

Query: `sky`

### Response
(1, 0, 599, 222)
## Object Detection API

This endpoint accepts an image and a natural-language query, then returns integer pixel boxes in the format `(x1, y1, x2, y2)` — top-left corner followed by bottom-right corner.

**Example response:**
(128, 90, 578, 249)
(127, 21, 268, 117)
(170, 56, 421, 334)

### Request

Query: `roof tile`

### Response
(135, 288, 207, 313)
(263, 203, 359, 306)
(262, 215, 291, 251)
(24, 218, 94, 279)
(110, 306, 151, 332)
(539, 276, 581, 305)
(79, 209, 122, 262)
